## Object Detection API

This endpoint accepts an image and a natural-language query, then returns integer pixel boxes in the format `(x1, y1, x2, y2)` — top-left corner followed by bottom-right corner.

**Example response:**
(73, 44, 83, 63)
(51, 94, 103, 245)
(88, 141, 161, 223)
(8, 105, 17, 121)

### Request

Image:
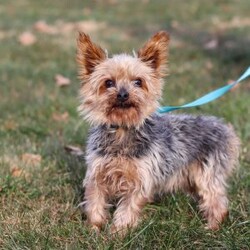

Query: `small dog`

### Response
(77, 31, 240, 234)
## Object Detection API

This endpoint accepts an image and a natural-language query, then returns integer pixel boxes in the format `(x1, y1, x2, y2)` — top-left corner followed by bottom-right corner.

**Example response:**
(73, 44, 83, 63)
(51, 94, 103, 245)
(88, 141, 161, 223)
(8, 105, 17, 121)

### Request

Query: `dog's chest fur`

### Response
(88, 119, 156, 159)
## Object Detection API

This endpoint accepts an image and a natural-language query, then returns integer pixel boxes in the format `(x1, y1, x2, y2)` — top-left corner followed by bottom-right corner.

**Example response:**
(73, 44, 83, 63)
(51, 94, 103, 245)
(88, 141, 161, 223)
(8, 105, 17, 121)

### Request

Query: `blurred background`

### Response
(0, 0, 249, 248)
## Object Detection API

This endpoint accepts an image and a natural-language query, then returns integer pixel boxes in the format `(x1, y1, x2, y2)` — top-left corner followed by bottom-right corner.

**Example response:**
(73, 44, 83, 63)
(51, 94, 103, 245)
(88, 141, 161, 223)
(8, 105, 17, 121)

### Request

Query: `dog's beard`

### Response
(112, 101, 135, 109)
(104, 101, 142, 127)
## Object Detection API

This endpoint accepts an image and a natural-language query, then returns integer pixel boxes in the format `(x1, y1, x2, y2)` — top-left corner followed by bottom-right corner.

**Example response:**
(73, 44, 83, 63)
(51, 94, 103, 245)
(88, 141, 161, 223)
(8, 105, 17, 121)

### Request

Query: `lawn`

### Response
(0, 0, 249, 249)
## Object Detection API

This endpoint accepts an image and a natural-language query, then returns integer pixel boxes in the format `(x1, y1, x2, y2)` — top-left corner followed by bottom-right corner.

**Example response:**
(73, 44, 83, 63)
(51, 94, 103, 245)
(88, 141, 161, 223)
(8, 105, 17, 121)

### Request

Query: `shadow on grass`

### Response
(62, 152, 86, 204)
(43, 138, 86, 205)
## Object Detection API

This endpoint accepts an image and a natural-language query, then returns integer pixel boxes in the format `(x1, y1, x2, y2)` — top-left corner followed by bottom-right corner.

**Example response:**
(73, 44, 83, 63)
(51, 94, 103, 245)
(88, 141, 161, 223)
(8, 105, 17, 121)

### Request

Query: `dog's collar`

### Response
(109, 124, 120, 131)
(110, 124, 120, 129)
(105, 117, 154, 132)
(106, 124, 132, 133)
(106, 124, 120, 133)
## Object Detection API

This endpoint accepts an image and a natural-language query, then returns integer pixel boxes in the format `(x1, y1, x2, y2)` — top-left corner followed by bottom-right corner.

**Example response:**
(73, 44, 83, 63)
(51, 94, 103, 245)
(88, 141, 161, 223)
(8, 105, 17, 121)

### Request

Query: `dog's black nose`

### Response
(117, 88, 129, 102)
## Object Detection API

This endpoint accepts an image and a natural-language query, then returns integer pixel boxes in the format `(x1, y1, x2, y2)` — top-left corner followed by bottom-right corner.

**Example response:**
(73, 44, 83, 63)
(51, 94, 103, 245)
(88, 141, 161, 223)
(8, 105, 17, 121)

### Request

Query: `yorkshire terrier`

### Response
(76, 31, 240, 234)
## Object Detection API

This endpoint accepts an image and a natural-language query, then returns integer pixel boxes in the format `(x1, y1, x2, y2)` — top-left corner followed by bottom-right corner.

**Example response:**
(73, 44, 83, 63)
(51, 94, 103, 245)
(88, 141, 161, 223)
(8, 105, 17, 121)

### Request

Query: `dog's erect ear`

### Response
(138, 31, 170, 77)
(77, 32, 106, 79)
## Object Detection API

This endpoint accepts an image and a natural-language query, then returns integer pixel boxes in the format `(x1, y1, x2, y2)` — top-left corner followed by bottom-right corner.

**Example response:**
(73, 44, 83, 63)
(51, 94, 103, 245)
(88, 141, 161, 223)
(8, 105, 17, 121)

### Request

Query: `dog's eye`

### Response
(134, 78, 142, 87)
(105, 79, 115, 88)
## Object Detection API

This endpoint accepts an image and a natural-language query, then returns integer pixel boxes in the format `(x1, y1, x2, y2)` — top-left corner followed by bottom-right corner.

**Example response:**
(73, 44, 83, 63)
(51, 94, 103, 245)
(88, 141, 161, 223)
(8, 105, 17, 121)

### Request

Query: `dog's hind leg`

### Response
(190, 157, 231, 230)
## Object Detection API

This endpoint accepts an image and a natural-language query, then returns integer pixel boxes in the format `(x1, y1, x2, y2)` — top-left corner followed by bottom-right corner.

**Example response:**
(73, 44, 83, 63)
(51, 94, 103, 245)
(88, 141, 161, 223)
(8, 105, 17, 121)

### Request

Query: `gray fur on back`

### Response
(86, 113, 238, 178)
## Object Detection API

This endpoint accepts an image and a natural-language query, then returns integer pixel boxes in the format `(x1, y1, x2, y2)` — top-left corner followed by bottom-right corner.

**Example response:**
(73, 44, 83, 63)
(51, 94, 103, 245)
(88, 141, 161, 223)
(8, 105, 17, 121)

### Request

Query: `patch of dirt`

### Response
(212, 16, 250, 30)
(1, 153, 42, 179)
(52, 112, 69, 122)
(55, 74, 71, 87)
(18, 31, 37, 46)
(33, 20, 107, 35)
(0, 30, 15, 40)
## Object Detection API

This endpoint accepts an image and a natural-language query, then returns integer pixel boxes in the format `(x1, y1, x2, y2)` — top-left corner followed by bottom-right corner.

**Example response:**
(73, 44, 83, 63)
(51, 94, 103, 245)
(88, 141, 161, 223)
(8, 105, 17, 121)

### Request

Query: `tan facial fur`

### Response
(77, 31, 169, 127)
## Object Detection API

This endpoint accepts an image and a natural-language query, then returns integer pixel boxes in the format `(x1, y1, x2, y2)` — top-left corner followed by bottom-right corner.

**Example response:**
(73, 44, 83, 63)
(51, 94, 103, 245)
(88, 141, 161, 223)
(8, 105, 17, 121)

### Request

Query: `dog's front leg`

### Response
(111, 192, 147, 235)
(84, 182, 109, 231)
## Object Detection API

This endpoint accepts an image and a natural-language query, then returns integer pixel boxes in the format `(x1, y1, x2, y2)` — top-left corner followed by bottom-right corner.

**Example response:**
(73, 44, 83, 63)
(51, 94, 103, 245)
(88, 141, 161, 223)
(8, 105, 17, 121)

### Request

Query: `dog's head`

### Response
(77, 31, 169, 127)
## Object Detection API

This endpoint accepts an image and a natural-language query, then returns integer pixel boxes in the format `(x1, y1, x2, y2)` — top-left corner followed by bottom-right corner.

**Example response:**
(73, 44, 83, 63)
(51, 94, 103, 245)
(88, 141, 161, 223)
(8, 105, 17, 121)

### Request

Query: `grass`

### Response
(0, 0, 249, 249)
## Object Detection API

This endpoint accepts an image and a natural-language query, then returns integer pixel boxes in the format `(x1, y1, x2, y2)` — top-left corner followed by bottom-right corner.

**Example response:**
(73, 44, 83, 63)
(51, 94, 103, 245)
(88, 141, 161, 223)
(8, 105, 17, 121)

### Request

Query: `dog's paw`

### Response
(110, 224, 128, 238)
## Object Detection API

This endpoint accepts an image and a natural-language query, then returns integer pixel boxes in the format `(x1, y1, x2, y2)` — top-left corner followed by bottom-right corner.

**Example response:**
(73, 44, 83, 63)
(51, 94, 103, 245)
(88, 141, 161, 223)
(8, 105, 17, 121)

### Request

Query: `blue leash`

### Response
(157, 66, 250, 113)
